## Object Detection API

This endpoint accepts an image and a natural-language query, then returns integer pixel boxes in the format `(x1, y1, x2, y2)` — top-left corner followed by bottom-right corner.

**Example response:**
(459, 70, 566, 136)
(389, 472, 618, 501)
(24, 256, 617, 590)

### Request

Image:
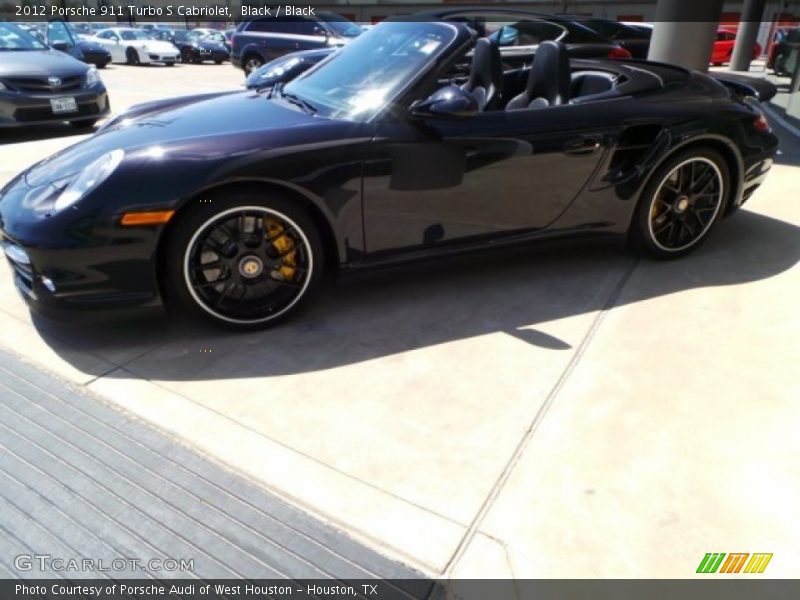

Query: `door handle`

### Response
(564, 136, 602, 156)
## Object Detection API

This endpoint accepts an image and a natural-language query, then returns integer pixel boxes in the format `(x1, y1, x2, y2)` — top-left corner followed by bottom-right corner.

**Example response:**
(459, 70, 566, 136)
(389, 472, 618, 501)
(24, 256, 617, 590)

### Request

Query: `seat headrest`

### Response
(468, 38, 503, 92)
(527, 40, 571, 106)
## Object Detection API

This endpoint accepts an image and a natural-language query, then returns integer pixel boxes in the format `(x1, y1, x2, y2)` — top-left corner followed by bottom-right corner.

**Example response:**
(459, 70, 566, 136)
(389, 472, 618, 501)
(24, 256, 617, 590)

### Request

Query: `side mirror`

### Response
(52, 41, 70, 52)
(411, 85, 479, 120)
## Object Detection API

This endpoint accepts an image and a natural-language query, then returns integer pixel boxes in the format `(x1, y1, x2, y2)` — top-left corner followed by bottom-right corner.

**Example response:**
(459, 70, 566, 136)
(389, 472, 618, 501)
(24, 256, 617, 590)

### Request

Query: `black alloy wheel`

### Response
(164, 193, 323, 329)
(243, 55, 263, 74)
(126, 47, 140, 65)
(632, 148, 729, 258)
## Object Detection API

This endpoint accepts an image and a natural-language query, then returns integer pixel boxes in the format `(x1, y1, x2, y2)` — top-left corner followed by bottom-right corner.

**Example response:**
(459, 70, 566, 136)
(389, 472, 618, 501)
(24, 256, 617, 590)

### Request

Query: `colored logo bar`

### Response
(697, 553, 773, 574)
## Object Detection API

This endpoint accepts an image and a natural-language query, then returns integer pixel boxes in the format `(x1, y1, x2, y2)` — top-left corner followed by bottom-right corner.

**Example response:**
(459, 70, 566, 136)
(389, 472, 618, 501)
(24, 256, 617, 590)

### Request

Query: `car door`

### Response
(96, 30, 122, 62)
(291, 18, 331, 51)
(362, 101, 607, 254)
(713, 30, 735, 63)
(45, 20, 82, 60)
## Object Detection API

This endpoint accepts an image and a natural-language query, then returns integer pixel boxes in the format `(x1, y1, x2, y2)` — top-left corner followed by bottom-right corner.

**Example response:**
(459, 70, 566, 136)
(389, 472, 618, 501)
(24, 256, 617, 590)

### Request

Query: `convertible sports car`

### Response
(0, 20, 778, 329)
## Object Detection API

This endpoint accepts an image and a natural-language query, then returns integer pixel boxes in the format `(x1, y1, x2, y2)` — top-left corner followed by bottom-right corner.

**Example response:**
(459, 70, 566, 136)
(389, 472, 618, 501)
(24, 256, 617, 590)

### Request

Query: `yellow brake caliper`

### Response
(264, 217, 296, 280)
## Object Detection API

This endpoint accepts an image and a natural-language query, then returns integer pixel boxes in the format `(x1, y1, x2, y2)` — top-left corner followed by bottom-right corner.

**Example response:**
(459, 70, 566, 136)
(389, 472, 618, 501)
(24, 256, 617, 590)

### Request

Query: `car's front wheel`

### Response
(163, 192, 324, 329)
(631, 147, 729, 259)
(243, 54, 264, 74)
(126, 47, 140, 65)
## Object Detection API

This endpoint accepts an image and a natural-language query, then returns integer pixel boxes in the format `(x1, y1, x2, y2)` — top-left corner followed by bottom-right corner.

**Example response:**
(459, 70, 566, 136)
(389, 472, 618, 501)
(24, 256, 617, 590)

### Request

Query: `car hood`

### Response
(0, 49, 88, 78)
(23, 91, 318, 186)
(197, 40, 227, 50)
(77, 40, 109, 52)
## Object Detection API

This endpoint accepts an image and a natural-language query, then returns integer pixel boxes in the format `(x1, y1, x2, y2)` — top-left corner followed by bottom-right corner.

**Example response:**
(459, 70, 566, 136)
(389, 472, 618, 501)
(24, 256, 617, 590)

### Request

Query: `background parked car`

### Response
(576, 17, 652, 58)
(712, 27, 761, 65)
(171, 30, 229, 64)
(193, 29, 232, 54)
(73, 37, 112, 68)
(768, 27, 800, 76)
(231, 12, 362, 74)
(92, 28, 179, 66)
(0, 21, 109, 128)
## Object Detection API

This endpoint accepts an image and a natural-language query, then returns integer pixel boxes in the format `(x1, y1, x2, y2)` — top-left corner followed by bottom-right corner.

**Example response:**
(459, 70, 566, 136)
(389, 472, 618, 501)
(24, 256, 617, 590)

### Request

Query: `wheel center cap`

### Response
(676, 196, 690, 213)
(238, 256, 263, 279)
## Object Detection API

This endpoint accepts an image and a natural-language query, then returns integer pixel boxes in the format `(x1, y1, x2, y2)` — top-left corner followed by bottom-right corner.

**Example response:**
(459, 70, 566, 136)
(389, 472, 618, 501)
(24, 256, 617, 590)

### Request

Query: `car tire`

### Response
(243, 54, 263, 74)
(630, 147, 730, 259)
(214, 59, 224, 64)
(180, 48, 191, 63)
(165, 61, 175, 67)
(126, 47, 140, 65)
(163, 191, 324, 329)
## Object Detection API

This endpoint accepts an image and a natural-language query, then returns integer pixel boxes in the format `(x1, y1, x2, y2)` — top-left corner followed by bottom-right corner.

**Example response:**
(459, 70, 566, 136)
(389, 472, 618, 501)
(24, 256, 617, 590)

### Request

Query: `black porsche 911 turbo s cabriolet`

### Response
(0, 19, 779, 329)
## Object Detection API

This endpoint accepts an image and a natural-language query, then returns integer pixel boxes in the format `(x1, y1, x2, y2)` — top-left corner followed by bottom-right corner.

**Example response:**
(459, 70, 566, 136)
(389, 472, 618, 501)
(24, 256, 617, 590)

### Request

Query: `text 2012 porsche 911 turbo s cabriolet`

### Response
(0, 20, 779, 329)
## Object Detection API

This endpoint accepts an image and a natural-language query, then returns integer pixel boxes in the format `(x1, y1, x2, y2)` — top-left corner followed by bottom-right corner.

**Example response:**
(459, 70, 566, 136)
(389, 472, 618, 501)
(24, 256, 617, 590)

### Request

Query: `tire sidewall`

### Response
(163, 192, 324, 329)
(126, 47, 139, 65)
(632, 147, 730, 259)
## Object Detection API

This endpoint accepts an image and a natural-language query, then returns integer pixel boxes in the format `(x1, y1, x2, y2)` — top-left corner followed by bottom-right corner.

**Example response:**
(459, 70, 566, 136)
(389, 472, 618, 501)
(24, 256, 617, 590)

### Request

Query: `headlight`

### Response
(85, 67, 101, 86)
(53, 150, 125, 212)
(0, 81, 6, 91)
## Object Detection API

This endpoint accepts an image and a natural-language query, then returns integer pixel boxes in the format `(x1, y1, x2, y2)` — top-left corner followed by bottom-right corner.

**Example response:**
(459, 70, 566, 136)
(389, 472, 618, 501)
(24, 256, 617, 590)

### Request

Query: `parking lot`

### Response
(1, 61, 799, 578)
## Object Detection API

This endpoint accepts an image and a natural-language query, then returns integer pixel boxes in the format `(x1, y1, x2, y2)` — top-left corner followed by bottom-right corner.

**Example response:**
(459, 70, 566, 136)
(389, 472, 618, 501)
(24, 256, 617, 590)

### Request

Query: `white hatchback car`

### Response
(92, 28, 179, 65)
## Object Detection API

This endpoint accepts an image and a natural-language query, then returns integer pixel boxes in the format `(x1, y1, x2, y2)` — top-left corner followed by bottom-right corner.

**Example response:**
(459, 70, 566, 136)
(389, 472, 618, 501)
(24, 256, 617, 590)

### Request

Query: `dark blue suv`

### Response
(231, 13, 362, 74)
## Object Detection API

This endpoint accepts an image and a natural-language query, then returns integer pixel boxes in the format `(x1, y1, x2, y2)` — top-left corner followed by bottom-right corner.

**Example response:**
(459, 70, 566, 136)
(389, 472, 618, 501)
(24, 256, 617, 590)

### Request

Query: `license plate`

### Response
(50, 97, 78, 114)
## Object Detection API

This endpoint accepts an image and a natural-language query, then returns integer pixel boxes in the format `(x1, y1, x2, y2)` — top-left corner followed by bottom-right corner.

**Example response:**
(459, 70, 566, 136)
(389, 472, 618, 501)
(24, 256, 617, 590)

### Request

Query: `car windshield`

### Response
(120, 30, 153, 41)
(320, 13, 363, 38)
(0, 22, 47, 50)
(175, 31, 199, 42)
(283, 21, 457, 121)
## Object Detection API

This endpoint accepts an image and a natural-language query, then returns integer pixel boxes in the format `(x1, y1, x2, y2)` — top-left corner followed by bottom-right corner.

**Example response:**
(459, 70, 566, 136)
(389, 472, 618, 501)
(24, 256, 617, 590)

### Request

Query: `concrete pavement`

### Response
(0, 347, 427, 589)
(1, 61, 798, 579)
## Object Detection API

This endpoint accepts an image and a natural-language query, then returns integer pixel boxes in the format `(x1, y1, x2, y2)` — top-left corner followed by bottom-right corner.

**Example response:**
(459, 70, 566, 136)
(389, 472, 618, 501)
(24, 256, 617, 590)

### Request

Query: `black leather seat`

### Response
(506, 41, 570, 110)
(570, 71, 617, 99)
(461, 38, 503, 111)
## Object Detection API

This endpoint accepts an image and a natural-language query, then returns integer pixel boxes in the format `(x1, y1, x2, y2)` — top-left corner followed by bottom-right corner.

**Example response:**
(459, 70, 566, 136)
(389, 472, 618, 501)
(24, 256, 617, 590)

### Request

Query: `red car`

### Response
(711, 27, 761, 65)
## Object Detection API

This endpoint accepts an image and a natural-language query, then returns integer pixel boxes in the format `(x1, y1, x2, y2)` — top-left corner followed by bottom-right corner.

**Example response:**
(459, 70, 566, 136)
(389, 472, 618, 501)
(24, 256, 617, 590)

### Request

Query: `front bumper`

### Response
(83, 52, 112, 68)
(194, 48, 229, 62)
(142, 49, 179, 64)
(0, 86, 110, 128)
(0, 180, 164, 312)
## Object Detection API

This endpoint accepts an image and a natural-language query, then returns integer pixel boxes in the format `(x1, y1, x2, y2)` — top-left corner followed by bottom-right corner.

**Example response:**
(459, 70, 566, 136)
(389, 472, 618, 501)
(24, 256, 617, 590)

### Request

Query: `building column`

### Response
(788, 63, 800, 119)
(647, 0, 725, 72)
(730, 0, 768, 71)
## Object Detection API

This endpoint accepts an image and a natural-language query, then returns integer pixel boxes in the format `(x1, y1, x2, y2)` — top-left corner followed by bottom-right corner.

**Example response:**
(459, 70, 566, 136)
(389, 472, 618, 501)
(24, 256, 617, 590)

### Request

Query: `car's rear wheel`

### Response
(631, 148, 729, 259)
(243, 54, 264, 74)
(126, 47, 140, 65)
(163, 192, 323, 329)
(180, 48, 192, 63)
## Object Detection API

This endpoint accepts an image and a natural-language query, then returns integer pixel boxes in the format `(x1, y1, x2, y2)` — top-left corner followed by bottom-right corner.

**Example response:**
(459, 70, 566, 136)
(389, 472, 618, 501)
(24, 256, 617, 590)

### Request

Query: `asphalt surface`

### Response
(0, 346, 427, 594)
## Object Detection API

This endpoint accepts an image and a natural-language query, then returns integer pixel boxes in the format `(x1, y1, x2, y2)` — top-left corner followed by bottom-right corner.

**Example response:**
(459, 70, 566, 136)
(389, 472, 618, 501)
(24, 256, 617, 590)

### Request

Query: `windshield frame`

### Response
(282, 21, 462, 123)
